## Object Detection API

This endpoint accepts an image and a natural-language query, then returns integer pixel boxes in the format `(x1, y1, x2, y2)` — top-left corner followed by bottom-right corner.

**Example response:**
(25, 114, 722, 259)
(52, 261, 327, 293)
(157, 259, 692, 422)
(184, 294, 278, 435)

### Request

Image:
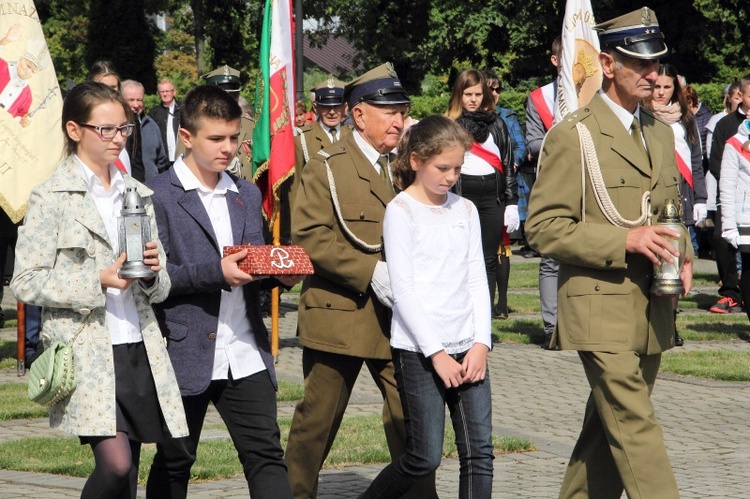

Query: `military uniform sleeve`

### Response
(525, 123, 629, 270)
(292, 156, 378, 294)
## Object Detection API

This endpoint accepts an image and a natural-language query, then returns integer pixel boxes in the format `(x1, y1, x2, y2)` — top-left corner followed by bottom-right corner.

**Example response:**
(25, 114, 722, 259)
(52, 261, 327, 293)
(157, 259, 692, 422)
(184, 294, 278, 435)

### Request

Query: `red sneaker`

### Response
(709, 296, 742, 314)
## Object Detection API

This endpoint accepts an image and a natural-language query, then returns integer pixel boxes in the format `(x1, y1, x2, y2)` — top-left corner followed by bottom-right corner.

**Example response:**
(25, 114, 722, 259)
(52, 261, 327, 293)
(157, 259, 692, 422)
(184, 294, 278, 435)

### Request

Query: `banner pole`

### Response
(271, 212, 281, 361)
(16, 302, 25, 376)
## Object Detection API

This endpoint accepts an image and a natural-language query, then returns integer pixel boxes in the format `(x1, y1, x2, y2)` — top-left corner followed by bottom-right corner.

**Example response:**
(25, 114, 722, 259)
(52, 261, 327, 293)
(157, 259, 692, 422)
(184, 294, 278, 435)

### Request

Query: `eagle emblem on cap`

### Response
(385, 62, 397, 78)
(326, 78, 334, 88)
(641, 7, 652, 25)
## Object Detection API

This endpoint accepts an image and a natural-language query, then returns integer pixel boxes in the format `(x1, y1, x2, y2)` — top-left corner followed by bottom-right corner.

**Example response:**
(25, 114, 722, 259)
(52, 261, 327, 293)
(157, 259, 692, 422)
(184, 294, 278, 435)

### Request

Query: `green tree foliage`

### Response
(153, 12, 200, 96)
(302, 0, 750, 93)
(36, 0, 90, 89)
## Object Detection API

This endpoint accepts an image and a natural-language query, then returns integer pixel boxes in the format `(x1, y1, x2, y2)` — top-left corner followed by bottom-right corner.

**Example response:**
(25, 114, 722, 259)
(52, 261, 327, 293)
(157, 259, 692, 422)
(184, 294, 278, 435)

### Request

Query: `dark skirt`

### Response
(81, 341, 168, 444)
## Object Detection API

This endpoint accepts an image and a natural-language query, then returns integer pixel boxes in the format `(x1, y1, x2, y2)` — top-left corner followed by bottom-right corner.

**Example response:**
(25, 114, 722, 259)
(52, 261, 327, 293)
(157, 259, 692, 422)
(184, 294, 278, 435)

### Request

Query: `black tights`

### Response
(82, 432, 141, 499)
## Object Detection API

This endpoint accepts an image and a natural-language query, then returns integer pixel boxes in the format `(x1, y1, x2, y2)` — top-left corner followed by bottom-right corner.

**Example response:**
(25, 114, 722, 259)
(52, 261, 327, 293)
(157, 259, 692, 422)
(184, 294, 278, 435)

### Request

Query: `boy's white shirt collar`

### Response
(173, 156, 238, 194)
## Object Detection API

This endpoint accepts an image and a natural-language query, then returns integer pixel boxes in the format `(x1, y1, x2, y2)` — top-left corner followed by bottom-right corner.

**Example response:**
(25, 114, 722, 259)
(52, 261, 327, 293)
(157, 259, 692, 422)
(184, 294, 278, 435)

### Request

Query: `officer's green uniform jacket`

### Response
(291, 121, 353, 204)
(292, 131, 393, 359)
(526, 93, 684, 355)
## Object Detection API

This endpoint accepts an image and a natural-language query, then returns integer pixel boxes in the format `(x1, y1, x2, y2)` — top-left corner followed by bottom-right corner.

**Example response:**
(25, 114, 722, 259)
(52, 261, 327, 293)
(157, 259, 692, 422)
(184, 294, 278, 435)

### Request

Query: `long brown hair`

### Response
(444, 69, 495, 120)
(392, 115, 472, 191)
(652, 64, 698, 145)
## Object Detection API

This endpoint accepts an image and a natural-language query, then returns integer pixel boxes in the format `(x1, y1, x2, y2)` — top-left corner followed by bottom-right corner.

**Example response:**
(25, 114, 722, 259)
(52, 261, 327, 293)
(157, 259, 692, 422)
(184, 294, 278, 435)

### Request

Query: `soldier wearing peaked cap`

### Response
(285, 63, 436, 499)
(283, 78, 353, 243)
(526, 8, 685, 498)
(290, 79, 352, 201)
(203, 65, 254, 180)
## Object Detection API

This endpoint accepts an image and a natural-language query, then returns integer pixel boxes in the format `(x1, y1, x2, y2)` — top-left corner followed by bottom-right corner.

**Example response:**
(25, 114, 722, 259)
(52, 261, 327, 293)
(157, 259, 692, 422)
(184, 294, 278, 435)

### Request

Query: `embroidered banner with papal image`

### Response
(0, 0, 63, 223)
(555, 0, 602, 123)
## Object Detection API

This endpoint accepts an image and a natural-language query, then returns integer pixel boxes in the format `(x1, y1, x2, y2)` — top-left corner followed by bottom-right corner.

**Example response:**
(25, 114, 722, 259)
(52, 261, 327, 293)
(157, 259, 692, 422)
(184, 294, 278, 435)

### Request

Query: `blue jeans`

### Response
(360, 349, 494, 499)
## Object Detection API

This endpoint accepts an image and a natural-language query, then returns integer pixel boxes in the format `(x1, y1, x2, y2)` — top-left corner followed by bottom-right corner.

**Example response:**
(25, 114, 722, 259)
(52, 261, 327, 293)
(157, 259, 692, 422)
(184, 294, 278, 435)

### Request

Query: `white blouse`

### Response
(383, 191, 492, 357)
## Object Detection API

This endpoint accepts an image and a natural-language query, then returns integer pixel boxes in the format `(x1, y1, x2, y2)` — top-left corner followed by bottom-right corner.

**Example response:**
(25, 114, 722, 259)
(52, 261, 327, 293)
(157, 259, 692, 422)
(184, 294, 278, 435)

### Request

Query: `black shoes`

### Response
(492, 307, 513, 320)
(674, 331, 684, 347)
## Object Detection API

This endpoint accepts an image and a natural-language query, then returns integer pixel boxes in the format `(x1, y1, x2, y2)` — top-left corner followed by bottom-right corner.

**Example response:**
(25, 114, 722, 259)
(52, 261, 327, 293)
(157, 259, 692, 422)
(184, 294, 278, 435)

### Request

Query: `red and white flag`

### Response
(252, 0, 296, 223)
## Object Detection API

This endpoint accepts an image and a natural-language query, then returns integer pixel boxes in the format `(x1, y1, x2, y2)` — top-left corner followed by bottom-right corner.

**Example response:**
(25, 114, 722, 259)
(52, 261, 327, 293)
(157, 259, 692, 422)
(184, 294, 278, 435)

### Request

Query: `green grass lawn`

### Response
(0, 415, 534, 483)
(492, 318, 546, 345)
(661, 350, 750, 381)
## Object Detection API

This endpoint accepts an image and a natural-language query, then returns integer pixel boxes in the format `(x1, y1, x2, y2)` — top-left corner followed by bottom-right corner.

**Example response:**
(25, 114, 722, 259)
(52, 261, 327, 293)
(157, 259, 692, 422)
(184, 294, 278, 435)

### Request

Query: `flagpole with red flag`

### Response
(252, 0, 296, 358)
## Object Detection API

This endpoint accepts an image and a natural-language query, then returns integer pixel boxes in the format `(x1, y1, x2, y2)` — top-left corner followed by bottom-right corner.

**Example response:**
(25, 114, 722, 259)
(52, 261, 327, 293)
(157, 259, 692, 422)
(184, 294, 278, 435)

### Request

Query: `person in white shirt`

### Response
(360, 115, 494, 498)
(11, 81, 187, 498)
(145, 85, 301, 499)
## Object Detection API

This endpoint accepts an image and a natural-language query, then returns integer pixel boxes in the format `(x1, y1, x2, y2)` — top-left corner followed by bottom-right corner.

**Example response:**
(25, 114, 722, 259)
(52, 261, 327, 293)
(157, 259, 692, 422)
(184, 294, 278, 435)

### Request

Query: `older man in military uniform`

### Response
(204, 65, 254, 180)
(526, 8, 689, 498)
(285, 63, 435, 499)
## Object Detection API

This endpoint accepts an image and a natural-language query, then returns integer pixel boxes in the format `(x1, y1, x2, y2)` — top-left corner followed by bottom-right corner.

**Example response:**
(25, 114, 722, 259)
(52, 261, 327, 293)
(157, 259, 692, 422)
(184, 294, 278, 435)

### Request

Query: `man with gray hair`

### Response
(121, 79, 167, 181)
(285, 62, 435, 499)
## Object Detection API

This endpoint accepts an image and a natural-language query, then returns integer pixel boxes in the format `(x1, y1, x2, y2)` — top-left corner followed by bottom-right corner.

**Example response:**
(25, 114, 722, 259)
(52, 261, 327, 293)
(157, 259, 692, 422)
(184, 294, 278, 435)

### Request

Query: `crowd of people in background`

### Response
(5, 5, 750, 498)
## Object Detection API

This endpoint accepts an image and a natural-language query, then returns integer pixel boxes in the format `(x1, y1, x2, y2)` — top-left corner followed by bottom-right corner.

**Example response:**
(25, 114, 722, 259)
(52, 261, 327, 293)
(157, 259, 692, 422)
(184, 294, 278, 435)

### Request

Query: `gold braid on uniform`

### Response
(576, 122, 651, 228)
(318, 150, 383, 253)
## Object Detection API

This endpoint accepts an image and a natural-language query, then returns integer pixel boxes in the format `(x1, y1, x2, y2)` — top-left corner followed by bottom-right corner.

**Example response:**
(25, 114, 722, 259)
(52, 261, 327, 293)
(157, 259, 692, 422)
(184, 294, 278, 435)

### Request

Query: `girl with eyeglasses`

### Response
(10, 81, 187, 498)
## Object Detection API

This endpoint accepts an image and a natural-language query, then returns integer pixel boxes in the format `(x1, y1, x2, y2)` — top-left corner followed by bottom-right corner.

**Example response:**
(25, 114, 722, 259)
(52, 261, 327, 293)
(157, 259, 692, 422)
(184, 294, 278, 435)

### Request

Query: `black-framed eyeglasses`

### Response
(79, 123, 135, 139)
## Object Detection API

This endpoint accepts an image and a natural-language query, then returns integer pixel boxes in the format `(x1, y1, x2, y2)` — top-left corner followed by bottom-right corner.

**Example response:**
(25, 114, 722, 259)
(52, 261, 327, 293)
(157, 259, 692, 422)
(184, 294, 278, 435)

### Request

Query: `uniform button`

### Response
(594, 285, 600, 292)
(620, 178, 625, 184)
(605, 259, 613, 266)
(653, 207, 659, 215)
(208, 332, 217, 340)
(326, 302, 332, 308)
(673, 176, 678, 182)
(360, 212, 365, 220)
(584, 108, 590, 112)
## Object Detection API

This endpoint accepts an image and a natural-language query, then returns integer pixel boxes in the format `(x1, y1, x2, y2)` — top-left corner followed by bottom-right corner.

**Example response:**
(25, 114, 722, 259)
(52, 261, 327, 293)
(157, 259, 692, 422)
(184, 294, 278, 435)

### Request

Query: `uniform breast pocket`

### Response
(602, 168, 646, 220)
(339, 201, 383, 242)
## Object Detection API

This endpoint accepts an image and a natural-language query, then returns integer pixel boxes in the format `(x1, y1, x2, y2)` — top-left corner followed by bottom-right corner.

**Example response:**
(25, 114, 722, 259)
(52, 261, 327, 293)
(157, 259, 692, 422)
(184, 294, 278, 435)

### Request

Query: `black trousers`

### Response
(146, 370, 291, 499)
(714, 206, 741, 302)
(459, 173, 504, 309)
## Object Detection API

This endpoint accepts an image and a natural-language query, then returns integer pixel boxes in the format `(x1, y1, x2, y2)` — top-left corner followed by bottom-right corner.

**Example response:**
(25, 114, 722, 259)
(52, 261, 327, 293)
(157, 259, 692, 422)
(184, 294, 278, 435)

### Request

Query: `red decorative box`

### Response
(223, 245, 314, 275)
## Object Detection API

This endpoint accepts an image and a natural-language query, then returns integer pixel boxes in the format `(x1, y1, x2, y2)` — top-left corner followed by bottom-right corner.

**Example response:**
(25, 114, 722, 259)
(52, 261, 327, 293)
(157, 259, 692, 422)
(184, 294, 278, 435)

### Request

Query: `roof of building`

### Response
(303, 32, 362, 77)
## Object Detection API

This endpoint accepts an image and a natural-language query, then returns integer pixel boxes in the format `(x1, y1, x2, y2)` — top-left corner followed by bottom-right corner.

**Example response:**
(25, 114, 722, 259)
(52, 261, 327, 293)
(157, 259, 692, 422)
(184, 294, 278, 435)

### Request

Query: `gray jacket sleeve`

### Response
(525, 95, 547, 162)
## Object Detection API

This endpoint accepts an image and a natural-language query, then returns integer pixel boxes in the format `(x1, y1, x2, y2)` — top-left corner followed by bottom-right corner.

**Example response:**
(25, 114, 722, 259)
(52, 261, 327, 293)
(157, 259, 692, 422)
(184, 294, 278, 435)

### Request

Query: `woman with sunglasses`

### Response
(10, 81, 187, 498)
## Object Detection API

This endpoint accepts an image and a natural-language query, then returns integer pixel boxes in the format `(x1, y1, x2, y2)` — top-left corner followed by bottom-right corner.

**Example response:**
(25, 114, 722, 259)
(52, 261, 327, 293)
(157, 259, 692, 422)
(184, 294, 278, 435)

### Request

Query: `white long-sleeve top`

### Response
(383, 191, 492, 357)
(719, 121, 750, 230)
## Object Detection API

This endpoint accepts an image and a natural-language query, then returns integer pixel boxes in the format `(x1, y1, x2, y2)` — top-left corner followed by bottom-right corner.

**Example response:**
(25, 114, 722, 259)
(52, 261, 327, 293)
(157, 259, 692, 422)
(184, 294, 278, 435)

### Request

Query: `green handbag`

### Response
(27, 315, 89, 406)
(27, 341, 76, 406)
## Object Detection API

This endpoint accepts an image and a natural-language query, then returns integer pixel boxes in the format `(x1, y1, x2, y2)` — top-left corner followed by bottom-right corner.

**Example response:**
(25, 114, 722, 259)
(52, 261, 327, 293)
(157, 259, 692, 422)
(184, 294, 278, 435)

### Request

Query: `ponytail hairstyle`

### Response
(392, 115, 472, 191)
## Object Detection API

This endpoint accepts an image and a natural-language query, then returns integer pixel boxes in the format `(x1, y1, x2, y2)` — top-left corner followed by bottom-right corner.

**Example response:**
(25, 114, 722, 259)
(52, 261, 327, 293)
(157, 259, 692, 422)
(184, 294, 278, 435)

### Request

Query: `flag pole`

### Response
(271, 213, 280, 360)
(16, 302, 25, 376)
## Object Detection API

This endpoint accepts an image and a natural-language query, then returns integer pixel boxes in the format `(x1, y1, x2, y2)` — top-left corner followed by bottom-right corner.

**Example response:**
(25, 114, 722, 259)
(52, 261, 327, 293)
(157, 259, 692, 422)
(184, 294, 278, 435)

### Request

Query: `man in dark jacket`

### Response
(149, 78, 181, 169)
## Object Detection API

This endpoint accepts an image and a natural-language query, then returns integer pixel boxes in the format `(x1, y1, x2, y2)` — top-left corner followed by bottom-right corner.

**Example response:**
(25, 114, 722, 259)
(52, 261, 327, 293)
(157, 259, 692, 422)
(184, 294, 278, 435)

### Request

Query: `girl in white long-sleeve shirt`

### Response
(360, 116, 494, 499)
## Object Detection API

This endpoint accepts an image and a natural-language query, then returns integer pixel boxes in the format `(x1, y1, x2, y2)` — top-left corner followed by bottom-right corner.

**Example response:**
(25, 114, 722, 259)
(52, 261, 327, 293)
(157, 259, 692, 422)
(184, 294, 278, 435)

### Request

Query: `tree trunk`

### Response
(191, 0, 206, 75)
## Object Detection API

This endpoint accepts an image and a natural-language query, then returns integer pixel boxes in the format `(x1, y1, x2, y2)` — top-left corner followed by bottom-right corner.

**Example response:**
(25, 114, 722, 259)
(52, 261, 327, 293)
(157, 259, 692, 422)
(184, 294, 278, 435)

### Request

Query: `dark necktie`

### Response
(631, 116, 647, 157)
(377, 154, 395, 194)
(330, 127, 338, 142)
